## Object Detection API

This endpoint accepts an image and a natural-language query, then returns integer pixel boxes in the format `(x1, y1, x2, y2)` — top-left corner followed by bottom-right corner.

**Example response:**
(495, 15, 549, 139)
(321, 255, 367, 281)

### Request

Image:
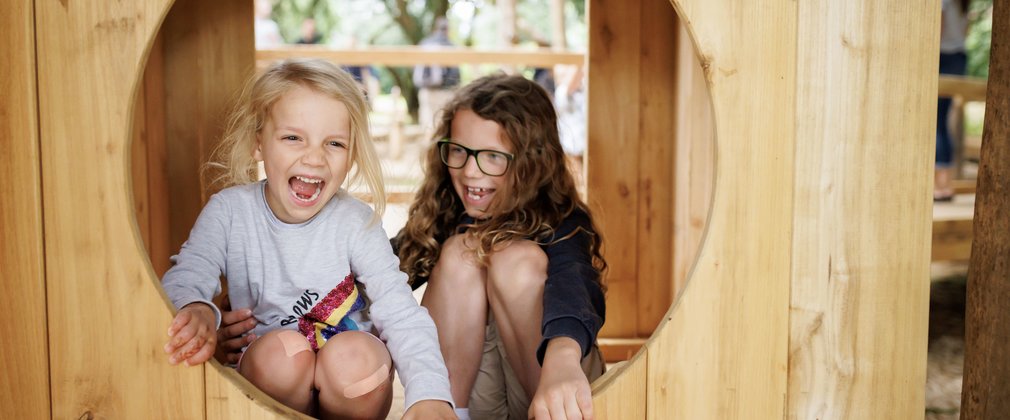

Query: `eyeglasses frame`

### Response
(437, 139, 515, 177)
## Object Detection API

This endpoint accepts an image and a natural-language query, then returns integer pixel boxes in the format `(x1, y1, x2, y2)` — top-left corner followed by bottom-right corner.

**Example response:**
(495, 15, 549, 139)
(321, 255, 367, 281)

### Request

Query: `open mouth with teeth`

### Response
(289, 175, 325, 205)
(464, 186, 495, 204)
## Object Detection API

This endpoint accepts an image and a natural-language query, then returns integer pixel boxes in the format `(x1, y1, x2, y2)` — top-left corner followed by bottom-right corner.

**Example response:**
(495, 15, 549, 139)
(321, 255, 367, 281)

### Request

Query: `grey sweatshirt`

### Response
(162, 181, 452, 410)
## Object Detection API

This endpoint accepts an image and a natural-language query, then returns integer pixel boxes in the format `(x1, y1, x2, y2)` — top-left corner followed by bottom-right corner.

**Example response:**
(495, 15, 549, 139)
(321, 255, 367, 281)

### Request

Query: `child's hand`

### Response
(402, 400, 456, 420)
(528, 337, 594, 420)
(214, 307, 257, 364)
(164, 303, 217, 366)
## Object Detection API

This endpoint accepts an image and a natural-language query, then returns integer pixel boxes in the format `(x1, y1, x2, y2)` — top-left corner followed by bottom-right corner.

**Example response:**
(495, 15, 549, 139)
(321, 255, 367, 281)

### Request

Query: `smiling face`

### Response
(447, 109, 513, 219)
(255, 84, 351, 224)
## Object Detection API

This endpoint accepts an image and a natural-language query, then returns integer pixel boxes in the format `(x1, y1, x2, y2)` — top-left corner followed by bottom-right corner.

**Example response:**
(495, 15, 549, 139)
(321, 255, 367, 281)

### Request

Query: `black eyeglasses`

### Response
(438, 140, 514, 177)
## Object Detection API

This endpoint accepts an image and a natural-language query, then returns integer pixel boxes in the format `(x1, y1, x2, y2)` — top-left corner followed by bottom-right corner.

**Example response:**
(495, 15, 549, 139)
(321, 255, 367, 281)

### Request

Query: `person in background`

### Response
(413, 17, 461, 139)
(253, 0, 282, 48)
(934, 0, 970, 201)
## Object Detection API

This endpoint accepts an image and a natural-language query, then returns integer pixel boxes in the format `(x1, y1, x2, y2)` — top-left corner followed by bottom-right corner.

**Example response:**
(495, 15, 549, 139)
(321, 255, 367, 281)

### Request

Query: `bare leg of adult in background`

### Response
(485, 240, 549, 398)
(421, 234, 489, 407)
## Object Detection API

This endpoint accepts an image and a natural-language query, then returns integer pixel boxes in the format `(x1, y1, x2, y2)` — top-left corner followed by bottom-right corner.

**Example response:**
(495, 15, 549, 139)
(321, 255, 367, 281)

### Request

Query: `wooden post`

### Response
(961, 0, 1010, 416)
(0, 1, 50, 418)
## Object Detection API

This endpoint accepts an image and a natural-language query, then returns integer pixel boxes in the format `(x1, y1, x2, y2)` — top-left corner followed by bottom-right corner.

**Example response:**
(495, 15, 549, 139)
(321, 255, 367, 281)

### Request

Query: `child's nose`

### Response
(300, 147, 326, 166)
(462, 155, 483, 177)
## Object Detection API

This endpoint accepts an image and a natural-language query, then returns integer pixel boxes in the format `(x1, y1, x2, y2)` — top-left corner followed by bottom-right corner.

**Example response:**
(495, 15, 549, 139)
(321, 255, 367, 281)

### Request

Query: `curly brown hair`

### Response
(396, 74, 606, 286)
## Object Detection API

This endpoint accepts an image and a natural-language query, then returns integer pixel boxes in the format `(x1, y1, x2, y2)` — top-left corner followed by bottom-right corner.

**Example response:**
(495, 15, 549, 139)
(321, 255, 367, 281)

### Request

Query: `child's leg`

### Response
(485, 239, 548, 398)
(314, 331, 393, 420)
(421, 233, 489, 407)
(237, 329, 316, 414)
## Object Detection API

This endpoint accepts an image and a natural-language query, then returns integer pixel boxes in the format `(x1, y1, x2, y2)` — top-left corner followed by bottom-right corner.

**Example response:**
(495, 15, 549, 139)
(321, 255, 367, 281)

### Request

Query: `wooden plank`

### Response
(592, 347, 647, 419)
(144, 33, 173, 277)
(206, 363, 308, 420)
(961, 0, 1010, 414)
(635, 0, 796, 418)
(932, 219, 973, 262)
(132, 67, 152, 252)
(0, 1, 51, 418)
(257, 46, 584, 67)
(938, 75, 987, 102)
(162, 0, 256, 254)
(635, 0, 679, 337)
(34, 0, 206, 418)
(672, 23, 715, 299)
(587, 0, 642, 338)
(597, 338, 647, 363)
(788, 2, 934, 418)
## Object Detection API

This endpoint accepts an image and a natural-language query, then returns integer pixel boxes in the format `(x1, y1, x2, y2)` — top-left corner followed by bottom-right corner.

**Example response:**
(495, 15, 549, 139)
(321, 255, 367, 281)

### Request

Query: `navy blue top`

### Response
(395, 208, 606, 365)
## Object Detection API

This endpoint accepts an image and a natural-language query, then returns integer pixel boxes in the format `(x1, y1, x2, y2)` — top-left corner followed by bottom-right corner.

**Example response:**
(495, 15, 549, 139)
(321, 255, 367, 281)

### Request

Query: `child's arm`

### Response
(162, 193, 234, 364)
(348, 214, 455, 412)
(214, 306, 257, 365)
(165, 302, 219, 365)
(528, 337, 594, 420)
(401, 400, 456, 420)
(537, 209, 605, 364)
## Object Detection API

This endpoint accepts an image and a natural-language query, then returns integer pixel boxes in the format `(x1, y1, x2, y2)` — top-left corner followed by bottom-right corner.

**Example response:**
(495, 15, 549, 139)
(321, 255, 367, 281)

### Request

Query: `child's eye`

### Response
(328, 140, 347, 149)
(282, 135, 300, 142)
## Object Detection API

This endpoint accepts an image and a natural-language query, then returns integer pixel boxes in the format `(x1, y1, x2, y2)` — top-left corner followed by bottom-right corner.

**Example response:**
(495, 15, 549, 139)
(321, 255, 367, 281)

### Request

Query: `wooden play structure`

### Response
(3, 0, 1009, 418)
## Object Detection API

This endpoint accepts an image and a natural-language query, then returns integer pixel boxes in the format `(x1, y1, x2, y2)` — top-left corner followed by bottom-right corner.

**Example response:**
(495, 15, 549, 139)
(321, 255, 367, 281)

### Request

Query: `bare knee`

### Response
(430, 234, 486, 290)
(314, 331, 393, 419)
(238, 329, 315, 412)
(486, 240, 547, 294)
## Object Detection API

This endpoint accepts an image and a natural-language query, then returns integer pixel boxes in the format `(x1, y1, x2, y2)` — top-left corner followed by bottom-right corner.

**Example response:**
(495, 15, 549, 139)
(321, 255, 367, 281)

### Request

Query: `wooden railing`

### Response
(256, 45, 585, 67)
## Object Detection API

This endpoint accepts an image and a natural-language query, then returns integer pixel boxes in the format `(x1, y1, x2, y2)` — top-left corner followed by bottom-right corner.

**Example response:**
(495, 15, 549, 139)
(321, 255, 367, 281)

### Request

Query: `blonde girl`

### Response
(161, 58, 454, 420)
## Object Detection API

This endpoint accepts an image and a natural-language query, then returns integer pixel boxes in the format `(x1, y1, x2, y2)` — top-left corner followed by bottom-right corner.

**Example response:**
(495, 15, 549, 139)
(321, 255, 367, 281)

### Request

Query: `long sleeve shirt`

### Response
(162, 182, 453, 410)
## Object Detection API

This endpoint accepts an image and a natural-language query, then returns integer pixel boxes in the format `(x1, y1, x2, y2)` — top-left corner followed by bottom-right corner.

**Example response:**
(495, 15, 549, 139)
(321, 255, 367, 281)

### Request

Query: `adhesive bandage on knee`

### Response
(277, 331, 312, 357)
(342, 363, 390, 399)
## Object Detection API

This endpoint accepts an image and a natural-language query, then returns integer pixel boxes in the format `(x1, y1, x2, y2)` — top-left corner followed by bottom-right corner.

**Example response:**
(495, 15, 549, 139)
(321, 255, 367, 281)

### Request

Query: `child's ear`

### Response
(253, 134, 263, 162)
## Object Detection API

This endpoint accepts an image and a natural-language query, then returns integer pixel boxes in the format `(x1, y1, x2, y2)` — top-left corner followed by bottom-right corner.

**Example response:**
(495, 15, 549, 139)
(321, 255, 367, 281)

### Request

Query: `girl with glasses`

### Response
(395, 74, 608, 420)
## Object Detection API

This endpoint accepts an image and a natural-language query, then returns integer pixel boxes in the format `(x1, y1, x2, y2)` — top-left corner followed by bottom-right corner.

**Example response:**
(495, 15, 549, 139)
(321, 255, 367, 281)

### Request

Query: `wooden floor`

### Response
(933, 193, 975, 263)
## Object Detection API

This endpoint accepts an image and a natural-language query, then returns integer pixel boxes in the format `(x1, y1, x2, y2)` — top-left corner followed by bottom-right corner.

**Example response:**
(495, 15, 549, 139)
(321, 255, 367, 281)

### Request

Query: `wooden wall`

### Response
(588, 0, 680, 340)
(0, 1, 50, 419)
(590, 0, 936, 418)
(962, 0, 1010, 415)
(4, 0, 945, 417)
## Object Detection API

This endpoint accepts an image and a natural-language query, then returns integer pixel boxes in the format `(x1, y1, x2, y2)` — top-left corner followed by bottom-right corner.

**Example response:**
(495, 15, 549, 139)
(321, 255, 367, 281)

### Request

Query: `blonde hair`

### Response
(396, 74, 606, 286)
(208, 58, 385, 221)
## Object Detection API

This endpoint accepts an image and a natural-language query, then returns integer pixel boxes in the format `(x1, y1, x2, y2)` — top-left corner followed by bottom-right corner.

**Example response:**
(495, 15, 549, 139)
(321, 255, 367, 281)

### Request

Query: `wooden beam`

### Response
(961, 0, 1010, 415)
(938, 75, 987, 102)
(0, 1, 50, 418)
(257, 46, 584, 67)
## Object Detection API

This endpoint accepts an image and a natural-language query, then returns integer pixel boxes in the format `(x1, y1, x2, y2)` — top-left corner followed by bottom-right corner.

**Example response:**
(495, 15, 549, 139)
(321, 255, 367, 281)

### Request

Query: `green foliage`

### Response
(966, 0, 993, 78)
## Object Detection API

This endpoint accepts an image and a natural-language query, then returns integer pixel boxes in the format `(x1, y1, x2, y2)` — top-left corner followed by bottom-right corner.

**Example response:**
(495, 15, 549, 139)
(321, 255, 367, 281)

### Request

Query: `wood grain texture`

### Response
(0, 1, 50, 418)
(788, 2, 935, 418)
(35, 0, 207, 418)
(592, 347, 647, 419)
(162, 0, 256, 255)
(961, 0, 1010, 415)
(635, 0, 679, 337)
(132, 32, 173, 277)
(672, 22, 714, 299)
(645, 0, 795, 416)
(587, 0, 643, 338)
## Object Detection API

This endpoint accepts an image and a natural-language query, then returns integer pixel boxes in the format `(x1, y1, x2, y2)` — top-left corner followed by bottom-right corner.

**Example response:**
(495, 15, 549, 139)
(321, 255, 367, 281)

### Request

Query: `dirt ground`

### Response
(925, 262, 969, 419)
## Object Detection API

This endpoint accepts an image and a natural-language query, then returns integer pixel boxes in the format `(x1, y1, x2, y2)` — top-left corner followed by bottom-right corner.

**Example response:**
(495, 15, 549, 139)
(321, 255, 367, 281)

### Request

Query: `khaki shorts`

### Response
(469, 312, 605, 420)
